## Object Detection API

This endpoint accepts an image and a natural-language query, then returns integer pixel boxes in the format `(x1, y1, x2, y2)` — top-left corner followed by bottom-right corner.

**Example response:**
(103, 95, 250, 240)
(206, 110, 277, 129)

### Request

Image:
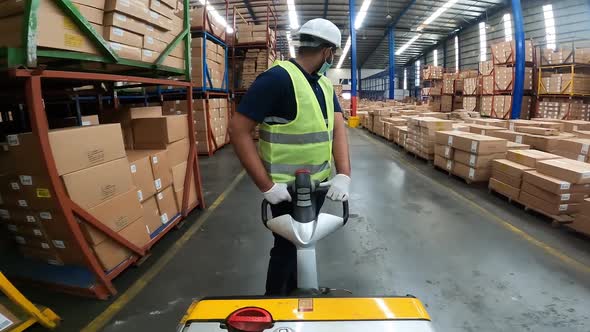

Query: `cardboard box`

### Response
(81, 115, 100, 126)
(541, 176, 590, 200)
(454, 150, 506, 168)
(62, 158, 134, 209)
(142, 196, 161, 235)
(434, 144, 454, 159)
(506, 150, 560, 168)
(450, 133, 507, 155)
(143, 35, 167, 52)
(92, 217, 150, 271)
(518, 191, 580, 216)
(150, 0, 174, 18)
(174, 171, 198, 212)
(521, 181, 586, 204)
(468, 124, 505, 136)
(109, 42, 142, 61)
(167, 138, 190, 167)
(515, 126, 559, 136)
(104, 0, 150, 22)
(453, 162, 490, 182)
(83, 188, 144, 245)
(127, 151, 157, 201)
(155, 186, 178, 224)
(100, 106, 162, 128)
(171, 162, 187, 192)
(524, 133, 576, 152)
(492, 169, 523, 188)
(434, 155, 454, 172)
(489, 178, 520, 200)
(104, 26, 143, 48)
(555, 138, 590, 157)
(507, 141, 530, 150)
(132, 115, 188, 149)
(47, 124, 127, 176)
(491, 159, 534, 179)
(103, 12, 147, 35)
(73, 3, 104, 25)
(147, 150, 172, 191)
(535, 159, 590, 184)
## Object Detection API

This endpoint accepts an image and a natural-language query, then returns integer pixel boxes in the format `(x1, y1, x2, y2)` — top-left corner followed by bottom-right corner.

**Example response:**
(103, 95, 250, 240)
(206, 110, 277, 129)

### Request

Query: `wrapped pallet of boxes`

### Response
(463, 77, 481, 96)
(570, 199, 590, 236)
(480, 96, 493, 117)
(406, 117, 453, 160)
(0, 125, 152, 271)
(435, 131, 508, 183)
(519, 159, 590, 216)
(493, 66, 534, 92)
(479, 60, 493, 76)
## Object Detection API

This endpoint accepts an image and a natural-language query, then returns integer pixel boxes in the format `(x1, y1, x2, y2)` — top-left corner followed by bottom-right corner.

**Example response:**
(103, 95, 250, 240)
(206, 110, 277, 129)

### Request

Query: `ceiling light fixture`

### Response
(336, 37, 352, 69)
(416, 0, 459, 31)
(286, 31, 296, 58)
(287, 0, 299, 30)
(395, 34, 421, 55)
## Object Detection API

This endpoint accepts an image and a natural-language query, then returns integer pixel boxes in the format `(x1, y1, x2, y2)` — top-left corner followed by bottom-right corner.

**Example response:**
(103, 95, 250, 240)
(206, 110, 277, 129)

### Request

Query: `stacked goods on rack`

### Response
(570, 199, 590, 236)
(463, 74, 481, 114)
(539, 47, 590, 65)
(536, 99, 590, 120)
(190, 6, 226, 41)
(422, 65, 444, 112)
(0, 0, 187, 69)
(0, 120, 192, 271)
(434, 131, 508, 183)
(406, 117, 453, 160)
(236, 24, 276, 45)
(191, 37, 226, 89)
(240, 49, 276, 89)
(479, 60, 494, 117)
(540, 73, 590, 95)
(193, 99, 229, 154)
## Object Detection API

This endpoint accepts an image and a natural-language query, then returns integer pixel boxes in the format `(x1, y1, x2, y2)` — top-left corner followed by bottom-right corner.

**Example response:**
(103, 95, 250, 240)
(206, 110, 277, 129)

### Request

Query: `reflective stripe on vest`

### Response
(259, 130, 333, 144)
(258, 60, 334, 183)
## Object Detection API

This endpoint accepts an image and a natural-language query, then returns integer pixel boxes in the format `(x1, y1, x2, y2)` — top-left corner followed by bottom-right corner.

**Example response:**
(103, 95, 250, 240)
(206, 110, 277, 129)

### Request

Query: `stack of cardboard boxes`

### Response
(540, 73, 590, 95)
(191, 37, 226, 89)
(479, 60, 494, 117)
(240, 49, 275, 89)
(434, 131, 508, 182)
(189, 6, 226, 41)
(382, 118, 408, 141)
(536, 100, 590, 120)
(392, 126, 409, 147)
(0, 0, 186, 69)
(236, 24, 276, 46)
(406, 117, 453, 160)
(463, 77, 481, 113)
(193, 99, 229, 154)
(489, 150, 559, 201)
(0, 125, 151, 271)
(571, 199, 590, 236)
(422, 65, 444, 112)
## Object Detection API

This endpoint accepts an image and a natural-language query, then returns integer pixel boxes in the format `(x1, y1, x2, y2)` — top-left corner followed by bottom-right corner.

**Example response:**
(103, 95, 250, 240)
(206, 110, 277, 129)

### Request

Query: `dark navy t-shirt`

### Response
(237, 59, 342, 124)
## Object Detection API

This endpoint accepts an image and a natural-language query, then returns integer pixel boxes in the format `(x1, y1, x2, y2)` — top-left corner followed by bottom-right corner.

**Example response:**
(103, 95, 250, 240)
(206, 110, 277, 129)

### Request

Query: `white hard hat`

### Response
(297, 18, 342, 52)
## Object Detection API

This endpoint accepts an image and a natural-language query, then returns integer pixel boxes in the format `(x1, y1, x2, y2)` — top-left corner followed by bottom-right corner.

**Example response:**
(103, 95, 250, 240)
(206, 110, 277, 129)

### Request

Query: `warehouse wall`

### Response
(404, 0, 590, 71)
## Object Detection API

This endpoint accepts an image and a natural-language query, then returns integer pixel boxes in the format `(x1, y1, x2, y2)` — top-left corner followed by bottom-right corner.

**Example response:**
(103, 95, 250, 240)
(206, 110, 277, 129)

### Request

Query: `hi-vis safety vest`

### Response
(259, 61, 334, 183)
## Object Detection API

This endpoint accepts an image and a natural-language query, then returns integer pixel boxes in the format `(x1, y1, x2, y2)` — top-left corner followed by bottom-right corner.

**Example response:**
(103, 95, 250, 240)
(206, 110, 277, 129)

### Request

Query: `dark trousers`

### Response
(265, 192, 326, 296)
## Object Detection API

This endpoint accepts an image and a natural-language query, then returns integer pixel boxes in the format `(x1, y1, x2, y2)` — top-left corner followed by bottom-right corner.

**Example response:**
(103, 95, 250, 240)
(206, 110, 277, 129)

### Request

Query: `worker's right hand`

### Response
(263, 183, 292, 204)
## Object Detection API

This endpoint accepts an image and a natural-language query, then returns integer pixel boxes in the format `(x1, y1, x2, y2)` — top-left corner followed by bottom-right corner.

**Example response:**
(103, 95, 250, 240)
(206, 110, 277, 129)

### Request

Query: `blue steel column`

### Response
(511, 0, 525, 119)
(358, 67, 362, 99)
(349, 0, 358, 116)
(388, 26, 395, 100)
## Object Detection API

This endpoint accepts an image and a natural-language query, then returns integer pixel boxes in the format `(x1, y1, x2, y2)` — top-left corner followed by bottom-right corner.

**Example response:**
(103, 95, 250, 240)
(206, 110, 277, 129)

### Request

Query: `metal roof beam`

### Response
(244, 0, 258, 23)
(323, 0, 329, 18)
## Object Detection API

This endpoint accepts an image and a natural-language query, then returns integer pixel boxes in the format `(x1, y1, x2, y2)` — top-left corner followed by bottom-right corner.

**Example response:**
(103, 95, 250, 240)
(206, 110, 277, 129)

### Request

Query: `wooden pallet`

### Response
(488, 186, 574, 226)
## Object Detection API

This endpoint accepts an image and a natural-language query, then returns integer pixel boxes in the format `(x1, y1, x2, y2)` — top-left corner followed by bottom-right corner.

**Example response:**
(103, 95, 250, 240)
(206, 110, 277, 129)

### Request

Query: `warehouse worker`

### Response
(229, 18, 351, 296)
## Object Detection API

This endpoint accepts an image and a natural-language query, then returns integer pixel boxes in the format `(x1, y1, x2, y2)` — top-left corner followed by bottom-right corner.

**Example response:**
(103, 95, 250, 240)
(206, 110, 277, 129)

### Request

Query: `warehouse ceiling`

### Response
(205, 0, 506, 69)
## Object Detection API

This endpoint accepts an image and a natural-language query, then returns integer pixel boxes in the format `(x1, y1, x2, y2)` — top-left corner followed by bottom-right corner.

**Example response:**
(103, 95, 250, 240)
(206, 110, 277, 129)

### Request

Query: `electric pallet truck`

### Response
(177, 170, 435, 331)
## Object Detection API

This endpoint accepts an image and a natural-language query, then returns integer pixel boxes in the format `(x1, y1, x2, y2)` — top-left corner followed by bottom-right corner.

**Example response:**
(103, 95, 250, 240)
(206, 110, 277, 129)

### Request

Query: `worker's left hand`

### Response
(320, 174, 351, 201)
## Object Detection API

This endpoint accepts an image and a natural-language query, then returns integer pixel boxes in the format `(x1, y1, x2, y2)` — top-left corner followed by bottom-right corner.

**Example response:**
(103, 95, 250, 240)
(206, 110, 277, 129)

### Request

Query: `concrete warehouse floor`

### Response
(26, 128, 590, 332)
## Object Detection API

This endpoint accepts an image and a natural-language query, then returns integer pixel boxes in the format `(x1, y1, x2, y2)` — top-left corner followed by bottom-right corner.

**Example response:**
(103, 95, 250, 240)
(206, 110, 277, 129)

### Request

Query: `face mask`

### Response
(318, 51, 334, 75)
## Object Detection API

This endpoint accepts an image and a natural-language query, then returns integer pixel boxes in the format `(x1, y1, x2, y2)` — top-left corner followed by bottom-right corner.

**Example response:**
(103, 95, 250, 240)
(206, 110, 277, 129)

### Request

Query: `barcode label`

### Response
(82, 121, 91, 126)
(6, 134, 19, 146)
(147, 36, 154, 44)
(10, 182, 20, 190)
(52, 240, 66, 249)
(509, 123, 515, 131)
(160, 213, 169, 224)
(115, 13, 127, 22)
(559, 204, 568, 211)
(582, 144, 589, 155)
(18, 199, 28, 207)
(469, 155, 476, 167)
(446, 160, 452, 170)
(515, 136, 523, 144)
(40, 212, 52, 220)
(468, 168, 475, 179)
(152, 156, 159, 164)
(157, 192, 164, 200)
(137, 190, 143, 201)
(26, 215, 36, 223)
(41, 242, 50, 249)
(155, 178, 162, 190)
(19, 175, 32, 185)
(33, 229, 43, 236)
(447, 136, 453, 145)
(0, 209, 10, 220)
(130, 164, 137, 173)
(470, 141, 478, 153)
(113, 27, 124, 36)
(560, 194, 571, 201)
(444, 147, 450, 158)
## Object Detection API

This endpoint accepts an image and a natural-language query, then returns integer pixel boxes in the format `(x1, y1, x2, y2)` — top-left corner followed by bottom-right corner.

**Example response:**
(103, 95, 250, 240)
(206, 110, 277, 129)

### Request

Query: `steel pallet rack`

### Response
(0, 0, 191, 81)
(0, 69, 205, 299)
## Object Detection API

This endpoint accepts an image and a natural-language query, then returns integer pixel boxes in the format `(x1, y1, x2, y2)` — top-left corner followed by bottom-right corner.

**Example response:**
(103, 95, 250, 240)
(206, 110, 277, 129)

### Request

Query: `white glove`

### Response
(263, 183, 292, 204)
(320, 174, 351, 201)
